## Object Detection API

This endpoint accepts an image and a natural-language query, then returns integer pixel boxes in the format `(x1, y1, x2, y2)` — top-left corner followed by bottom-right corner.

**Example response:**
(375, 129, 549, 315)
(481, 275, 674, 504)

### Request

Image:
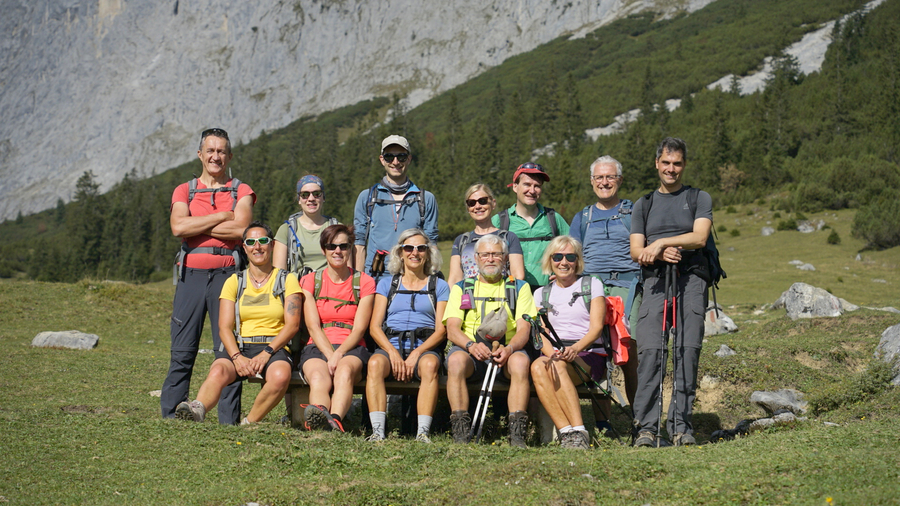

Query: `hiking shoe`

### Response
(634, 430, 656, 447)
(303, 404, 333, 431)
(568, 430, 590, 450)
(175, 400, 205, 422)
(328, 416, 345, 433)
(508, 411, 529, 449)
(672, 432, 696, 447)
(240, 417, 253, 426)
(450, 410, 471, 444)
(415, 433, 433, 444)
(365, 432, 385, 442)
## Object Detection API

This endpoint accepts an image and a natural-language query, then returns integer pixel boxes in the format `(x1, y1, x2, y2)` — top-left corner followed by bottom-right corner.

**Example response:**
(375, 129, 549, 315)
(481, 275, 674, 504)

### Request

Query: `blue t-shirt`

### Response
(376, 275, 450, 349)
(451, 230, 524, 279)
(570, 203, 639, 288)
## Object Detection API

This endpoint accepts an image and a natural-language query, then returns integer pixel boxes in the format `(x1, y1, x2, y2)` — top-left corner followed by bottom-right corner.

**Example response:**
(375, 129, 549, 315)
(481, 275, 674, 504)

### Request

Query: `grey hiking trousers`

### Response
(632, 264, 707, 437)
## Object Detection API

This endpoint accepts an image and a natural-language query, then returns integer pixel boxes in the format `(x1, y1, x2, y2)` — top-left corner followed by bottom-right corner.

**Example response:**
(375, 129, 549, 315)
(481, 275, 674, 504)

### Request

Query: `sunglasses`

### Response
(243, 237, 271, 246)
(402, 244, 428, 253)
(518, 162, 545, 172)
(382, 153, 409, 163)
(299, 190, 323, 199)
(201, 128, 229, 141)
(551, 253, 577, 262)
(466, 197, 491, 208)
(324, 242, 352, 251)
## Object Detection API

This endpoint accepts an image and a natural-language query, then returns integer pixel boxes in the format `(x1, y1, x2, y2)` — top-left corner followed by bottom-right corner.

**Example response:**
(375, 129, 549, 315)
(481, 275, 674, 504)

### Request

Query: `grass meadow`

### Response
(2, 205, 899, 505)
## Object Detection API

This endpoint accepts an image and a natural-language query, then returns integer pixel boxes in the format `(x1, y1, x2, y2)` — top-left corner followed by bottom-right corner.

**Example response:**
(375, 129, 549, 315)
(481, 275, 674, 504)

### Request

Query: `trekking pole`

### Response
(669, 263, 679, 441)
(658, 264, 673, 448)
(469, 341, 501, 443)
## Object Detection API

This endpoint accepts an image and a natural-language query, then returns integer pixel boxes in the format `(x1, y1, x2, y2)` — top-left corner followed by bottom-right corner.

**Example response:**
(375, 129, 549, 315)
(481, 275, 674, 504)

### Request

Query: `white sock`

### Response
(572, 425, 586, 432)
(560, 425, 573, 433)
(370, 411, 386, 437)
(417, 415, 433, 435)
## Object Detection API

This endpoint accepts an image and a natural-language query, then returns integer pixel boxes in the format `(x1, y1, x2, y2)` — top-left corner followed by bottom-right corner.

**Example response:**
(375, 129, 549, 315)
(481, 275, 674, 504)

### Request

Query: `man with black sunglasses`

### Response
(162, 128, 256, 425)
(353, 135, 438, 280)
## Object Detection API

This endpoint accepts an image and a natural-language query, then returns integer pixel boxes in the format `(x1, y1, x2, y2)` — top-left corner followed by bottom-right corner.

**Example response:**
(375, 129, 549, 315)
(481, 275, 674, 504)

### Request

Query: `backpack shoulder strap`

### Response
(578, 205, 593, 240)
(326, 216, 339, 226)
(416, 191, 426, 227)
(640, 191, 655, 230)
(272, 269, 288, 304)
(352, 269, 361, 304)
(363, 183, 381, 247)
(541, 282, 553, 313)
(313, 268, 324, 300)
(427, 274, 438, 311)
(619, 199, 633, 232)
(579, 275, 593, 312)
(498, 209, 510, 231)
(234, 270, 247, 339)
(544, 207, 559, 237)
(457, 231, 473, 254)
(386, 273, 402, 309)
(187, 178, 199, 211)
(506, 277, 519, 316)
(229, 178, 243, 211)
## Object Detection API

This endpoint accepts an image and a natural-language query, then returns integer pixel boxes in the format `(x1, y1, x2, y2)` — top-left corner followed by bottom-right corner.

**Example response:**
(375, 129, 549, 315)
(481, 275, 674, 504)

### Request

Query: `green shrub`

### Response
(757, 198, 767, 205)
(827, 230, 841, 245)
(717, 224, 728, 233)
(777, 219, 797, 231)
(730, 229, 741, 237)
(773, 212, 782, 219)
(852, 190, 900, 249)
(837, 276, 844, 283)
(809, 361, 896, 415)
(795, 212, 807, 221)
(725, 206, 737, 214)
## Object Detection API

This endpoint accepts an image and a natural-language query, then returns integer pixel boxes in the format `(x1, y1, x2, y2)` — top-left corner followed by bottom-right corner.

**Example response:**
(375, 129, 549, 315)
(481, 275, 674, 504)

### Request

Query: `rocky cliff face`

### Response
(0, 0, 713, 220)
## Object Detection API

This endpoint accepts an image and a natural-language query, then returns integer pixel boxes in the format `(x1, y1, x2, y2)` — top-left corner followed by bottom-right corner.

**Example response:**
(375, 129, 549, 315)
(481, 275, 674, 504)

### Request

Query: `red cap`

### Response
(508, 162, 549, 187)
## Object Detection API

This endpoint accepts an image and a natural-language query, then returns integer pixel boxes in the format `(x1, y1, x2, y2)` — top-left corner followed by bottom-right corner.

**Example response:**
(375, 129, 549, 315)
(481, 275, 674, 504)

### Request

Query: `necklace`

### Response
(250, 270, 273, 288)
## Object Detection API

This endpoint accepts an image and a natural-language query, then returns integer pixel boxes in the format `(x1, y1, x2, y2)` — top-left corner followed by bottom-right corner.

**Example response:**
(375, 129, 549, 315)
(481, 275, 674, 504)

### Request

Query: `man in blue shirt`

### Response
(353, 135, 438, 280)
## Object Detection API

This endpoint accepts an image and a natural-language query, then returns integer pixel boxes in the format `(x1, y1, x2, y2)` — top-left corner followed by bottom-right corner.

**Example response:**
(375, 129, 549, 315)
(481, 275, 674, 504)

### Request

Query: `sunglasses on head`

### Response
(201, 128, 229, 141)
(402, 244, 428, 253)
(551, 253, 577, 262)
(243, 237, 271, 246)
(382, 153, 409, 163)
(324, 242, 352, 251)
(299, 190, 323, 199)
(466, 197, 491, 208)
(519, 162, 545, 172)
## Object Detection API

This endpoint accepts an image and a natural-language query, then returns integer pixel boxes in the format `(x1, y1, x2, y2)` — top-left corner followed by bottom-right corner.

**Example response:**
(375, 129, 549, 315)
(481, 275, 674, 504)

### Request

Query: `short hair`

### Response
(589, 156, 623, 177)
(199, 128, 232, 154)
(655, 137, 688, 161)
(540, 236, 585, 276)
(319, 223, 354, 250)
(387, 228, 442, 275)
(464, 183, 497, 201)
(243, 220, 273, 241)
(475, 233, 508, 255)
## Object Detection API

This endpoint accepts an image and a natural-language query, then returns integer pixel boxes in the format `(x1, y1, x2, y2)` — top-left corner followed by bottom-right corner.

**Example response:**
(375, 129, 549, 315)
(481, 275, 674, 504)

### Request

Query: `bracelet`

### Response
(230, 352, 242, 361)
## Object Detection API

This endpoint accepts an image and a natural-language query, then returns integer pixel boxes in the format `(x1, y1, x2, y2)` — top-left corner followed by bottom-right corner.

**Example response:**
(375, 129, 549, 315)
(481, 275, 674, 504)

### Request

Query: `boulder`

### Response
(788, 260, 804, 266)
(797, 263, 815, 271)
(714, 344, 737, 357)
(750, 389, 808, 415)
(705, 305, 738, 336)
(749, 418, 776, 432)
(31, 330, 98, 350)
(797, 221, 816, 233)
(761, 227, 775, 236)
(838, 298, 859, 312)
(772, 283, 842, 320)
(874, 324, 900, 385)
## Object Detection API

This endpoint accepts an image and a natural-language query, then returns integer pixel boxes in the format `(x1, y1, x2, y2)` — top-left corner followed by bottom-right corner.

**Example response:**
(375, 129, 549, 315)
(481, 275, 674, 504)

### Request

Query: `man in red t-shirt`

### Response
(161, 128, 256, 424)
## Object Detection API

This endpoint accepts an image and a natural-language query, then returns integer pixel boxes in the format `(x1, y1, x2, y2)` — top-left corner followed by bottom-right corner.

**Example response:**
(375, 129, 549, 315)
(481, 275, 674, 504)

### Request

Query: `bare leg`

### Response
(505, 352, 531, 412)
(416, 354, 441, 417)
(196, 358, 239, 412)
(365, 354, 391, 413)
(246, 361, 292, 422)
(330, 355, 363, 418)
(446, 350, 474, 411)
(302, 359, 334, 411)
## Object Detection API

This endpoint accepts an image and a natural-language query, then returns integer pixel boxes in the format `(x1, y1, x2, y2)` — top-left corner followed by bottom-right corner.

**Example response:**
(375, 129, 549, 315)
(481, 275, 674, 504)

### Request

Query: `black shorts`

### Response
(373, 348, 444, 380)
(299, 342, 370, 371)
(238, 343, 292, 380)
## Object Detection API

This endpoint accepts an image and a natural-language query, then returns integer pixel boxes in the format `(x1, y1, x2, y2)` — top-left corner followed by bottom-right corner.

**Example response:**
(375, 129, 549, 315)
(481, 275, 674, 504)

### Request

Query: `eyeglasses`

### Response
(402, 244, 428, 253)
(591, 175, 620, 182)
(382, 153, 409, 163)
(243, 237, 271, 246)
(466, 197, 491, 208)
(551, 253, 577, 262)
(324, 242, 352, 251)
(476, 252, 504, 259)
(518, 162, 545, 173)
(201, 128, 229, 141)
(299, 191, 323, 199)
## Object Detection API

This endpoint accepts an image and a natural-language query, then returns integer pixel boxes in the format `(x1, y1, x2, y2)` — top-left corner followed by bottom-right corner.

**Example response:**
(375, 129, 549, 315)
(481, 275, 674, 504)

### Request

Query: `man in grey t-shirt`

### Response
(629, 137, 712, 447)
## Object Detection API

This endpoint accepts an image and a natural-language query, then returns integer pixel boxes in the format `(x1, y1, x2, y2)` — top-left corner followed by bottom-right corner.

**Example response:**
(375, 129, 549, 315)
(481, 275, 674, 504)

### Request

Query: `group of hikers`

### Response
(161, 128, 714, 450)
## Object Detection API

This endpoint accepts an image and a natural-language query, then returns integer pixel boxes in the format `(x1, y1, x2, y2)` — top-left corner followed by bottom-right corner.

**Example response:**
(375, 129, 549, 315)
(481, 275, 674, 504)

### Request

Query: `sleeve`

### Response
(359, 273, 377, 298)
(375, 275, 393, 297)
(505, 232, 523, 255)
(590, 277, 605, 301)
(285, 272, 303, 297)
(219, 273, 239, 302)
(300, 272, 314, 294)
(436, 278, 451, 302)
(696, 191, 713, 222)
(274, 222, 290, 246)
(442, 284, 464, 325)
(353, 189, 369, 246)
(569, 210, 583, 242)
(533, 287, 545, 310)
(171, 182, 189, 209)
(423, 191, 439, 242)
(514, 282, 538, 320)
(235, 181, 257, 205)
(490, 214, 500, 228)
(631, 198, 646, 236)
(450, 234, 464, 256)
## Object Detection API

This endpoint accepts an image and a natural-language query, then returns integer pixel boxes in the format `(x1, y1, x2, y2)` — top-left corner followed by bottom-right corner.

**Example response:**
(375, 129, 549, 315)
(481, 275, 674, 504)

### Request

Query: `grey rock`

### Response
(797, 221, 815, 233)
(700, 375, 720, 389)
(773, 282, 842, 320)
(855, 254, 862, 261)
(714, 344, 737, 357)
(838, 298, 859, 312)
(705, 305, 738, 336)
(31, 330, 99, 350)
(149, 390, 162, 397)
(815, 219, 826, 231)
(874, 324, 900, 385)
(797, 263, 815, 271)
(788, 260, 805, 266)
(823, 422, 840, 427)
(773, 412, 797, 425)
(872, 279, 887, 284)
(749, 418, 775, 432)
(761, 226, 775, 236)
(750, 389, 808, 415)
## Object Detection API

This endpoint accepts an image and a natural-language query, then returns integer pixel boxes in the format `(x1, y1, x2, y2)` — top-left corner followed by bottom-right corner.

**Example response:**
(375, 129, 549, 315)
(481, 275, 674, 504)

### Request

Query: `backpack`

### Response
(386, 273, 439, 313)
(284, 212, 339, 277)
(639, 186, 726, 289)
(222, 268, 289, 352)
(577, 200, 633, 240)
(363, 182, 426, 248)
(313, 267, 362, 330)
(456, 230, 509, 255)
(459, 276, 522, 321)
(173, 178, 246, 284)
(497, 206, 559, 242)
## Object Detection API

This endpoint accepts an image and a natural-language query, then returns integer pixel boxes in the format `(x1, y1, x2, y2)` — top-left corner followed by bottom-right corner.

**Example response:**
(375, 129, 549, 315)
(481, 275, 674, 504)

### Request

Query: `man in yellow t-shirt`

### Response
(443, 234, 536, 447)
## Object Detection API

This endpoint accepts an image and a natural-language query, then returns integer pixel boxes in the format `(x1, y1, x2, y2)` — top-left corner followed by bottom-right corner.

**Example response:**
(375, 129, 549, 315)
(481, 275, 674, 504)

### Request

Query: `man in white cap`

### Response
(353, 135, 438, 280)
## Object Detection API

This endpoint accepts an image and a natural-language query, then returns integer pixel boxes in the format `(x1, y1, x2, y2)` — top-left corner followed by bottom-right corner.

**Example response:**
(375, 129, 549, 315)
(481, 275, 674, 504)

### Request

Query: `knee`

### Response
(367, 356, 388, 379)
(530, 358, 549, 378)
(446, 353, 468, 378)
(508, 353, 530, 376)
(418, 355, 439, 378)
(265, 365, 292, 389)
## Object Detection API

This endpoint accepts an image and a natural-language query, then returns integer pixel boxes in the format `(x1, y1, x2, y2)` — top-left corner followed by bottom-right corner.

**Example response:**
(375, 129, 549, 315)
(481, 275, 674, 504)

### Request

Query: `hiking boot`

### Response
(415, 433, 433, 444)
(240, 417, 253, 426)
(672, 432, 696, 447)
(175, 400, 205, 422)
(634, 430, 656, 447)
(365, 432, 385, 442)
(568, 430, 590, 450)
(508, 411, 528, 449)
(328, 415, 345, 433)
(303, 404, 333, 431)
(450, 410, 471, 444)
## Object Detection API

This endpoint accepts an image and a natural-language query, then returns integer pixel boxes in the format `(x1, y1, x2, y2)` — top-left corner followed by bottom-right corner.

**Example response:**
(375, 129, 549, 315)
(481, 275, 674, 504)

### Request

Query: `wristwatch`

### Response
(264, 346, 275, 355)
(465, 341, 475, 351)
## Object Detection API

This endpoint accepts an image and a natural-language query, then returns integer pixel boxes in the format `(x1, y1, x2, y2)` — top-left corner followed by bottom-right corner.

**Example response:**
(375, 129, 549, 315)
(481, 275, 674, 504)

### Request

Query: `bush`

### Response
(795, 212, 807, 220)
(809, 361, 896, 415)
(717, 224, 728, 233)
(773, 212, 782, 219)
(827, 230, 841, 245)
(777, 219, 797, 231)
(852, 190, 900, 249)
(757, 198, 767, 205)
(725, 206, 737, 214)
(730, 229, 741, 237)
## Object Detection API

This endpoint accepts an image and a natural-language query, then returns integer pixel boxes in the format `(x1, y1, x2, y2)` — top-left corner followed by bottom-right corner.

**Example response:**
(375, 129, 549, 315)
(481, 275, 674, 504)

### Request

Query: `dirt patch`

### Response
(696, 376, 726, 412)
(794, 352, 829, 370)
(60, 405, 109, 414)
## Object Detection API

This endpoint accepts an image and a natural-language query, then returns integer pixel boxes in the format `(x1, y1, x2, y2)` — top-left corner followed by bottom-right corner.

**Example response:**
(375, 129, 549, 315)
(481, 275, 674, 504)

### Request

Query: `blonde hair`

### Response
(386, 228, 442, 275)
(540, 236, 585, 276)
(464, 183, 497, 202)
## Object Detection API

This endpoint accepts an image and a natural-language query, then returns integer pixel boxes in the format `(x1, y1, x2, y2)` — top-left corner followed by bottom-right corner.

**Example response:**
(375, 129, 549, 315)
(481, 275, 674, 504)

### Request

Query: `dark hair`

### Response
(655, 137, 687, 161)
(320, 223, 355, 250)
(242, 220, 273, 240)
(199, 128, 232, 154)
